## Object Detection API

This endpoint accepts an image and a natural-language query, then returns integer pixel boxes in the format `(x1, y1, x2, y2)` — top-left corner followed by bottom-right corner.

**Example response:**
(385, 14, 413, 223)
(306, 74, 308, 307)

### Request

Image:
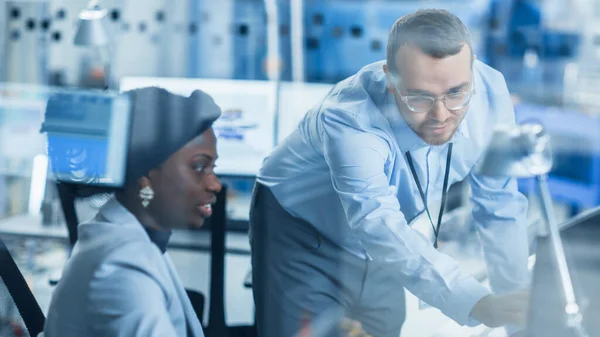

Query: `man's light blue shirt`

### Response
(257, 60, 530, 326)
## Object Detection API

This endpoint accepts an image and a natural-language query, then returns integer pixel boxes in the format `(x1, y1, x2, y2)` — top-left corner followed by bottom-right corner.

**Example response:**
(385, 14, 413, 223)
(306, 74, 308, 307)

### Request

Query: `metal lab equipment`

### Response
(1, 1, 51, 84)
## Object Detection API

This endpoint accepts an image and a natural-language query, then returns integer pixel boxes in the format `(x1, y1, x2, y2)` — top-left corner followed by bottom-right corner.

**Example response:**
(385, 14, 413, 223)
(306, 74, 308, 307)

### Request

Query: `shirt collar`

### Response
(382, 85, 472, 154)
(99, 196, 172, 253)
(143, 226, 172, 254)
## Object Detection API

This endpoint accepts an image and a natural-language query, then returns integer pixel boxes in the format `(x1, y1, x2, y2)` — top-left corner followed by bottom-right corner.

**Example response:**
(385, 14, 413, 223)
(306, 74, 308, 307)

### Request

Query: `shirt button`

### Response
(388, 186, 396, 193)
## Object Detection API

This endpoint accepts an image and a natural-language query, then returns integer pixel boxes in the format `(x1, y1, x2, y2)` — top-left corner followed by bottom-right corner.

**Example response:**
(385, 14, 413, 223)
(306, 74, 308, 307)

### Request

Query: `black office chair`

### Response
(0, 237, 45, 337)
(203, 184, 257, 337)
(186, 289, 206, 327)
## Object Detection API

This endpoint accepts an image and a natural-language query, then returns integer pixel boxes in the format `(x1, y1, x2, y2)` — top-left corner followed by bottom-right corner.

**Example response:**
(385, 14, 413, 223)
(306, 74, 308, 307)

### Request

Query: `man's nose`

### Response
(429, 100, 450, 122)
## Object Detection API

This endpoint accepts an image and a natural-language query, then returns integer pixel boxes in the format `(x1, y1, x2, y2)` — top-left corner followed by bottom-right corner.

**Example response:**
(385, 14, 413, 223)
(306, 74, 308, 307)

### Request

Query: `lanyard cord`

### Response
(405, 143, 453, 249)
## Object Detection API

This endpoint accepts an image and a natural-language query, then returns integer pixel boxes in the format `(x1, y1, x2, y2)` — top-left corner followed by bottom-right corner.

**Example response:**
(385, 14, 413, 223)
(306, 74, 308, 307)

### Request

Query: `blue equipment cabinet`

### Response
(303, 0, 489, 83)
(484, 0, 580, 104)
(185, 0, 488, 82)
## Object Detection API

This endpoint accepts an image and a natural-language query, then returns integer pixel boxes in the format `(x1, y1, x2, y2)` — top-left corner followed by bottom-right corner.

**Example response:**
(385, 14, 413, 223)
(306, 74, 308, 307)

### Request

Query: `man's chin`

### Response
(421, 128, 456, 145)
(413, 123, 458, 146)
(424, 136, 451, 146)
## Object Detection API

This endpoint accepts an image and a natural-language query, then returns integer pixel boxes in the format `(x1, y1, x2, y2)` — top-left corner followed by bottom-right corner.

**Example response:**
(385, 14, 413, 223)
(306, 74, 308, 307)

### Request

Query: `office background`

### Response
(1, 1, 599, 336)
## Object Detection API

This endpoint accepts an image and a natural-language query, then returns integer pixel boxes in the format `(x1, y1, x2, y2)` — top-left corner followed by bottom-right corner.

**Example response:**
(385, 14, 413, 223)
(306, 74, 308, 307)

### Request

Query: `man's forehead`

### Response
(394, 45, 472, 89)
(395, 44, 471, 73)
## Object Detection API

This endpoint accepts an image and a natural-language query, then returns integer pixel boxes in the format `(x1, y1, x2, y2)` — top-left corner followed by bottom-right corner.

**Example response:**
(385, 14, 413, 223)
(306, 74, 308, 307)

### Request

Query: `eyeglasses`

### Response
(392, 76, 476, 113)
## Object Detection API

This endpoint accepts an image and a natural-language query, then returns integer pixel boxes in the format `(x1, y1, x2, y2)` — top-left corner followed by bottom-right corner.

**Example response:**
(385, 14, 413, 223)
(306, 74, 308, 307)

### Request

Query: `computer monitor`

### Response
(41, 89, 132, 187)
(120, 77, 277, 177)
(0, 83, 50, 215)
(526, 206, 600, 336)
(0, 84, 49, 170)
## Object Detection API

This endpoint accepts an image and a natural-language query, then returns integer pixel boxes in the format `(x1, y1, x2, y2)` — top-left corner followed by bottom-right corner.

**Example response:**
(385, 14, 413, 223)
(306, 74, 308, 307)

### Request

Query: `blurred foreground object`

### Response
(476, 123, 589, 337)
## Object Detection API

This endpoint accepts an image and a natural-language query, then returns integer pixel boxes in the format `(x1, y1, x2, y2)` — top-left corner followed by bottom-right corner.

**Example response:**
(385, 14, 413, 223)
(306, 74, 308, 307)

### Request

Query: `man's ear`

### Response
(383, 64, 395, 93)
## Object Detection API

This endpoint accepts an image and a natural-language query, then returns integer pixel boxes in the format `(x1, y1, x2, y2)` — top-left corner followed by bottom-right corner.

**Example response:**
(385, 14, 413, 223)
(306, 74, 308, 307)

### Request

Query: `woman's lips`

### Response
(198, 203, 213, 217)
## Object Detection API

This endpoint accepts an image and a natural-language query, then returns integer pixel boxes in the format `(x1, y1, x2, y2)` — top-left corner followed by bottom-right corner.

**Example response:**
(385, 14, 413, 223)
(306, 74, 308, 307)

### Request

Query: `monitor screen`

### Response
(0, 84, 48, 171)
(278, 82, 334, 143)
(41, 90, 132, 187)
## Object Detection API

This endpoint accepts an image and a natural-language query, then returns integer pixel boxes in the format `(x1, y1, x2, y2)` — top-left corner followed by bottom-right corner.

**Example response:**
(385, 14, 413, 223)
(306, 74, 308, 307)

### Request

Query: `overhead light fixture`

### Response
(72, 0, 112, 89)
(73, 0, 109, 47)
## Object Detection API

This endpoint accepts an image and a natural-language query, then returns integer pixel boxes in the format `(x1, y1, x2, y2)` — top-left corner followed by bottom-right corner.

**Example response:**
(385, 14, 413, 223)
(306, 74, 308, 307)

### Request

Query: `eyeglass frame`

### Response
(389, 73, 477, 113)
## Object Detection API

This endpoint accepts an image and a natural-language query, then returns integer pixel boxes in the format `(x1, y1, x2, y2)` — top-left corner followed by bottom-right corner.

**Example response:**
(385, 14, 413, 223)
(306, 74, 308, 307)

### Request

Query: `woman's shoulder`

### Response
(74, 218, 165, 272)
(61, 212, 166, 284)
(46, 234, 175, 337)
(64, 199, 172, 289)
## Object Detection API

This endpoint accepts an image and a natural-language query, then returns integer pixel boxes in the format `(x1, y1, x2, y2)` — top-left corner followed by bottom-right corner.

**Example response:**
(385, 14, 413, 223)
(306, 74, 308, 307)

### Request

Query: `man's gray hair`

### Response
(386, 9, 473, 75)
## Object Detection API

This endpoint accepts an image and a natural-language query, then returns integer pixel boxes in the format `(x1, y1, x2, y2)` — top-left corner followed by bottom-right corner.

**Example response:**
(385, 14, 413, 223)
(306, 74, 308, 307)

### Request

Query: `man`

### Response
(251, 9, 530, 337)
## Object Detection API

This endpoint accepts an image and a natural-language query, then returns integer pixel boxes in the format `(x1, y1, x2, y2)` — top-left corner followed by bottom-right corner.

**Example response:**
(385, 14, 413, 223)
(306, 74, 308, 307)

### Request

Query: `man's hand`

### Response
(470, 290, 530, 328)
(339, 318, 371, 337)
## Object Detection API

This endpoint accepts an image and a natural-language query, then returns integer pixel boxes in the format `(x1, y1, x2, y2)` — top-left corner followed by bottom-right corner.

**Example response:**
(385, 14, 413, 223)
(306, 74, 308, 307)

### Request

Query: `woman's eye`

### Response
(194, 163, 216, 174)
(193, 164, 206, 172)
(204, 164, 216, 174)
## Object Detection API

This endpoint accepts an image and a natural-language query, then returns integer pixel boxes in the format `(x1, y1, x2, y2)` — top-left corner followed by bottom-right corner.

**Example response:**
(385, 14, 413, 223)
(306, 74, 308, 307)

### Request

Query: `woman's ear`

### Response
(138, 175, 152, 190)
(140, 175, 149, 185)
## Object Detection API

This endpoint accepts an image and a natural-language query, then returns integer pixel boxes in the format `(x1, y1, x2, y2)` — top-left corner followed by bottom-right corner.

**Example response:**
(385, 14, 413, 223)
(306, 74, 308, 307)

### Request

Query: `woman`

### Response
(43, 87, 222, 337)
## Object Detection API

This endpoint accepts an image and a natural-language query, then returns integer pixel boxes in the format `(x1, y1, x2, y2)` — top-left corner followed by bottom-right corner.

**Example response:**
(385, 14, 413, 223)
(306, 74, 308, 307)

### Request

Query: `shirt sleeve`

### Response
(469, 174, 530, 294)
(469, 71, 531, 296)
(322, 108, 490, 326)
(87, 242, 180, 337)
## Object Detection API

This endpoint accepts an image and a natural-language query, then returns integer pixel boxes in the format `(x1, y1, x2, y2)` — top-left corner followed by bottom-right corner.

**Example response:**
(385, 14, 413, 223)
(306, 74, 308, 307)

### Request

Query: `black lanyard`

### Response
(405, 143, 453, 249)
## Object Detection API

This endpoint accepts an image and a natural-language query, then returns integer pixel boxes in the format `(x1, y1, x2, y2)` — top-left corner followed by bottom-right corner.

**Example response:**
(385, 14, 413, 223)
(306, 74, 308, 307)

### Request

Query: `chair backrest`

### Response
(205, 185, 228, 336)
(185, 289, 206, 327)
(0, 237, 45, 336)
(56, 183, 80, 247)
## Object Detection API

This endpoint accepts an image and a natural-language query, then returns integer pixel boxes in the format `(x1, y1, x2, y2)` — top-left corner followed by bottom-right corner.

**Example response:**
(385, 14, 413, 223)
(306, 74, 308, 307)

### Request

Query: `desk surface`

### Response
(0, 214, 251, 255)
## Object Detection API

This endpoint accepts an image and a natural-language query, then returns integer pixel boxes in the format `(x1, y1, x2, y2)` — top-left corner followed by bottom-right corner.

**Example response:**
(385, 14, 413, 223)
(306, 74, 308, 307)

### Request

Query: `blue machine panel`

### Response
(186, 0, 490, 82)
(484, 0, 580, 104)
(203, 0, 292, 80)
(303, 0, 489, 83)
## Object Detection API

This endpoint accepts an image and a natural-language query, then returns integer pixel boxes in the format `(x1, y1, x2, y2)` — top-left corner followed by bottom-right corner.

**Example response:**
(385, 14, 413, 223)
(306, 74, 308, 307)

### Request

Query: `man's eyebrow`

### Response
(445, 82, 470, 93)
(404, 88, 436, 96)
(403, 81, 471, 96)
